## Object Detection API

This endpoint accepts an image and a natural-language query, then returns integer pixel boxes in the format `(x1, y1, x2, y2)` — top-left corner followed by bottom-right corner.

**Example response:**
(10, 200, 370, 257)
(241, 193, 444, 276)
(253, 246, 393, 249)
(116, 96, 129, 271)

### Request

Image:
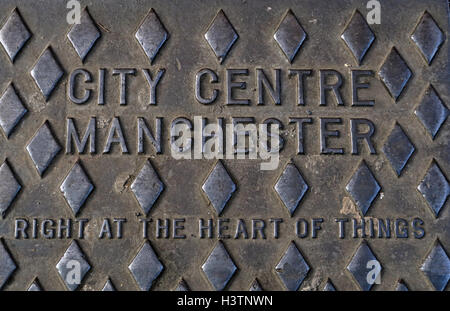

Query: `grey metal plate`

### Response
(0, 0, 448, 291)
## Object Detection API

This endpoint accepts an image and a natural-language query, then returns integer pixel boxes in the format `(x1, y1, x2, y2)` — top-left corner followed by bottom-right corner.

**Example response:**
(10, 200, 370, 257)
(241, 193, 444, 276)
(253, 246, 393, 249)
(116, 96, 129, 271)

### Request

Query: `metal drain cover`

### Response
(0, 0, 448, 291)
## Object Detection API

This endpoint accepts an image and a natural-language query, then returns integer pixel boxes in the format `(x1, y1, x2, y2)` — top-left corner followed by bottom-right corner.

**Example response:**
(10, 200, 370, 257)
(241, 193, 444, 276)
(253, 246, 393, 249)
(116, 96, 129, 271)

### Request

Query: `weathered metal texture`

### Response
(0, 0, 447, 291)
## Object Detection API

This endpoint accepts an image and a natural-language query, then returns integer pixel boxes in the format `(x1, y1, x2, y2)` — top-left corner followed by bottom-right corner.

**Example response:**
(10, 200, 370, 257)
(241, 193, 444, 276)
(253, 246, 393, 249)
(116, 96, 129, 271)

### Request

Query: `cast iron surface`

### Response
(0, 0, 448, 291)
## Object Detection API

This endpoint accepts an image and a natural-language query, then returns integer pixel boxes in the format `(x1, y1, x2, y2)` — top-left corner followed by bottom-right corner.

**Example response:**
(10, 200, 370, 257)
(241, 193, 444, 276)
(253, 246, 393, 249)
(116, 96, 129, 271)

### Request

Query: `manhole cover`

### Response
(0, 0, 448, 291)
